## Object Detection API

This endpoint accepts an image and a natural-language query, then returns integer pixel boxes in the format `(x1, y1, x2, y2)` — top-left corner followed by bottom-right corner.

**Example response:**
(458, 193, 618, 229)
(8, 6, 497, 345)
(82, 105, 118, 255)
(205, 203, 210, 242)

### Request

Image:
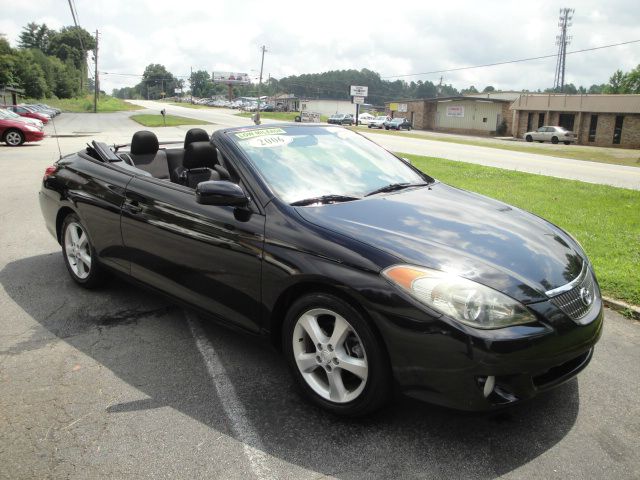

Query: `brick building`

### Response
(510, 94, 640, 148)
(385, 96, 514, 136)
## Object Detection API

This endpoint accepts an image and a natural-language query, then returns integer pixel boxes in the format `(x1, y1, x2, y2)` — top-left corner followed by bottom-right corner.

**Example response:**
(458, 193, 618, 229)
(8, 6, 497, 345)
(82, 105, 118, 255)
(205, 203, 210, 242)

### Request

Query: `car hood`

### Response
(295, 183, 584, 303)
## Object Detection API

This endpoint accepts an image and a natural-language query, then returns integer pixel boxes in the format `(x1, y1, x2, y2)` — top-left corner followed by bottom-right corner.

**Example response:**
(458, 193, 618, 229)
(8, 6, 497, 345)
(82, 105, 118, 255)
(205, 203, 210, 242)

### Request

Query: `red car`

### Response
(4, 105, 50, 124)
(0, 117, 45, 146)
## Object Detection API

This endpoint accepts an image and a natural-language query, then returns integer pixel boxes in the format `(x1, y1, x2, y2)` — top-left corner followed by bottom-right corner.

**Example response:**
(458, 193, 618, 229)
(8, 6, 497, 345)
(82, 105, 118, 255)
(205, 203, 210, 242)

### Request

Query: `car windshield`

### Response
(390, 118, 403, 123)
(231, 126, 428, 204)
(375, 116, 387, 120)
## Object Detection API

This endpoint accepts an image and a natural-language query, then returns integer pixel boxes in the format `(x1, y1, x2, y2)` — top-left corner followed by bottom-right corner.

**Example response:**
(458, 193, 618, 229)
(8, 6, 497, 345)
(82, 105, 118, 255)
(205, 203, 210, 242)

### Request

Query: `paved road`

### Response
(362, 131, 640, 190)
(133, 100, 640, 190)
(1, 114, 639, 479)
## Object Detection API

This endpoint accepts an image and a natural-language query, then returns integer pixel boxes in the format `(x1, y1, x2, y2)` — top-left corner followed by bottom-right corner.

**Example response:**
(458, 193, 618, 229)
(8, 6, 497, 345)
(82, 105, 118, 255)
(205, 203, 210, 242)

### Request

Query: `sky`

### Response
(1, 0, 639, 94)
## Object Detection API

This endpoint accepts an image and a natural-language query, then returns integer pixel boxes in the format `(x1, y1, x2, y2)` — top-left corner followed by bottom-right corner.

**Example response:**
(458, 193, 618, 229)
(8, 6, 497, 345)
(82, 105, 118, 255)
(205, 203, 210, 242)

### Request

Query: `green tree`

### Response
(605, 70, 625, 94)
(136, 64, 178, 99)
(190, 70, 212, 97)
(621, 64, 640, 94)
(483, 85, 495, 93)
(48, 26, 96, 70)
(461, 86, 479, 94)
(13, 50, 48, 97)
(18, 22, 53, 51)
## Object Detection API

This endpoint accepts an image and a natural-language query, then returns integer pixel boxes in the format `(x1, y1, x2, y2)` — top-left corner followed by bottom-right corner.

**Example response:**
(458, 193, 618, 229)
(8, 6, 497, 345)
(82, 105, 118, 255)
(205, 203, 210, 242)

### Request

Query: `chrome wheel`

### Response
(5, 130, 23, 146)
(64, 222, 91, 279)
(292, 308, 368, 403)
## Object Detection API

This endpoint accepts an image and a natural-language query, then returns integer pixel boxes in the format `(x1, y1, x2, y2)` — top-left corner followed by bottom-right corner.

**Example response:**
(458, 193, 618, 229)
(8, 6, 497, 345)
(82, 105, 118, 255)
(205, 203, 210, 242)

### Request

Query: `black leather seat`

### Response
(169, 128, 211, 183)
(127, 131, 170, 179)
(181, 141, 220, 188)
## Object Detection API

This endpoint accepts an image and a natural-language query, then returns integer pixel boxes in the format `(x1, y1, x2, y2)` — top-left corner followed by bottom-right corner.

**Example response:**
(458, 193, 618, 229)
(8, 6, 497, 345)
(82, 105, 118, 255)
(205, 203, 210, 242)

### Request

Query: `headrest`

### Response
(184, 128, 210, 149)
(131, 130, 159, 155)
(183, 141, 217, 169)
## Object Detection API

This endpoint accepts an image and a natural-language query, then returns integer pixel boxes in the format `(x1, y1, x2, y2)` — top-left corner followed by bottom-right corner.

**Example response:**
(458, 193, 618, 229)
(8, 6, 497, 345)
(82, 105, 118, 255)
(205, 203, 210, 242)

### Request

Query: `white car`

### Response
(524, 126, 576, 145)
(368, 115, 391, 129)
(356, 113, 375, 125)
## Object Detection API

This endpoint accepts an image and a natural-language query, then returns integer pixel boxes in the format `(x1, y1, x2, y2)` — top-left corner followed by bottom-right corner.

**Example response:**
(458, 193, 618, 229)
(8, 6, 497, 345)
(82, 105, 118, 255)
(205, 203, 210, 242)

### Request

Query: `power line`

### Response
(381, 39, 640, 79)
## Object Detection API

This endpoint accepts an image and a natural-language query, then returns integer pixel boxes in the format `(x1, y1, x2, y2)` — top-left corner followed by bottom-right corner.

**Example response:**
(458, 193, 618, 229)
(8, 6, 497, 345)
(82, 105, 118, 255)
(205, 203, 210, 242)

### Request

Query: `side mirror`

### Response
(196, 180, 248, 206)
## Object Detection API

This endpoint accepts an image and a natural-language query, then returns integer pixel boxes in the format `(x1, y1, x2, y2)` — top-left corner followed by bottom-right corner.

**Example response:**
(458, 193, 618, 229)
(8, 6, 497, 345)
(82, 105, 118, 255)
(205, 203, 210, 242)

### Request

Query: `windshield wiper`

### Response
(364, 182, 429, 197)
(290, 194, 361, 206)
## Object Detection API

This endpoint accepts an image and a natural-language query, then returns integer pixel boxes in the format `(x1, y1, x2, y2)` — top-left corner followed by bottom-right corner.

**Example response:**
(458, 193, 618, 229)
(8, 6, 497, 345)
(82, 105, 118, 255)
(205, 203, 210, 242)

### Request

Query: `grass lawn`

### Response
(26, 95, 141, 113)
(402, 152, 640, 306)
(355, 127, 640, 168)
(236, 111, 330, 122)
(130, 114, 212, 127)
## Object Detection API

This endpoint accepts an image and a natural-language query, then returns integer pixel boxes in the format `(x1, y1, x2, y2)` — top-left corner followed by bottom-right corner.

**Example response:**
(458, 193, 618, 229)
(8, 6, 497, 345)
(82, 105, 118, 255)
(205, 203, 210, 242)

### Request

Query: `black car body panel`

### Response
(39, 124, 603, 411)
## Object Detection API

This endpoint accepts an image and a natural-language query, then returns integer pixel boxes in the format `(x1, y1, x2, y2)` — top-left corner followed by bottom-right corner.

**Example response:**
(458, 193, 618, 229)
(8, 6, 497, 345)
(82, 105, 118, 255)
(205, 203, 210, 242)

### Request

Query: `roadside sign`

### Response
(212, 72, 251, 85)
(353, 96, 365, 104)
(389, 102, 398, 111)
(398, 103, 408, 112)
(446, 105, 465, 117)
(350, 85, 368, 97)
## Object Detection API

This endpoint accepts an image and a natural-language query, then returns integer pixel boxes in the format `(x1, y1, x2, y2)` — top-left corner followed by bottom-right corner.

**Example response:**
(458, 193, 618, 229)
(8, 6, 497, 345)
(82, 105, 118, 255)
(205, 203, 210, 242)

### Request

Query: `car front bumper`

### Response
(364, 287, 604, 411)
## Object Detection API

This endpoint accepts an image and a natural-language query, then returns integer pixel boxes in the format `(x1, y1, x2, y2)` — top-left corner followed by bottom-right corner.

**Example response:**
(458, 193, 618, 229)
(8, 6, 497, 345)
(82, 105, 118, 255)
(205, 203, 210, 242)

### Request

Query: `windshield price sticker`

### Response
(235, 128, 286, 140)
(247, 135, 293, 148)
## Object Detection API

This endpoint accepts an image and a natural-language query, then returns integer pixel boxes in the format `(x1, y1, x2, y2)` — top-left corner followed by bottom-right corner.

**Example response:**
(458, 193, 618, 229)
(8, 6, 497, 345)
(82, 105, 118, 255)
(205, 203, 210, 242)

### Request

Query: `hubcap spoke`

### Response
(297, 352, 319, 373)
(327, 370, 347, 402)
(78, 251, 92, 269)
(77, 231, 88, 248)
(329, 315, 351, 349)
(299, 313, 328, 346)
(337, 355, 368, 380)
(70, 226, 80, 244)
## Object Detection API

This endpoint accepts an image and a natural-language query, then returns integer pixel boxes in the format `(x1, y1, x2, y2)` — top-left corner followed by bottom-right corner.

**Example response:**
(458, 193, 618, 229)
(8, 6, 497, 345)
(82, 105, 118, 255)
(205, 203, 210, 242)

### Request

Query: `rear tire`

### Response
(551, 136, 559, 144)
(564, 141, 570, 145)
(3, 129, 25, 146)
(283, 293, 391, 416)
(61, 213, 106, 289)
(525, 135, 533, 142)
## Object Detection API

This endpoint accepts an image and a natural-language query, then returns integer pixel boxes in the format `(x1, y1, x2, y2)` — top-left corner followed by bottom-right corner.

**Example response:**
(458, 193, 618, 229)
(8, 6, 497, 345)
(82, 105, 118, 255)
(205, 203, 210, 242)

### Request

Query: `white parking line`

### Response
(185, 310, 273, 480)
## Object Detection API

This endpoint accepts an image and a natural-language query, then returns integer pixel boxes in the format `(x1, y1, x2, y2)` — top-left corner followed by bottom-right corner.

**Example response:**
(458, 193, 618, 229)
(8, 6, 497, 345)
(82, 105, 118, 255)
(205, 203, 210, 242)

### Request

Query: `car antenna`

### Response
(50, 115, 63, 160)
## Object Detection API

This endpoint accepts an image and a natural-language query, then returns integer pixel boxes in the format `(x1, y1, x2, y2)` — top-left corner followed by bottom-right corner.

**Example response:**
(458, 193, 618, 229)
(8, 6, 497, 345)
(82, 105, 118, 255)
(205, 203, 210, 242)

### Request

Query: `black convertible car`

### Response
(39, 124, 603, 416)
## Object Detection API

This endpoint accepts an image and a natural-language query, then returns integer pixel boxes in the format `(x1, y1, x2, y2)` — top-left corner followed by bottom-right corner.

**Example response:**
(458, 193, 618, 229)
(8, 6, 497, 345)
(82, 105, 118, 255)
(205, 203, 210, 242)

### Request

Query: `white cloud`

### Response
(1, 0, 639, 93)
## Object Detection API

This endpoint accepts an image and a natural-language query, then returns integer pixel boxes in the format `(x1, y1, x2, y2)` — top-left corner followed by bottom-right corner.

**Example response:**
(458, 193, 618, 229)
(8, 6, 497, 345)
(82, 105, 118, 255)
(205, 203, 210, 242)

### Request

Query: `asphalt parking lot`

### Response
(1, 111, 639, 479)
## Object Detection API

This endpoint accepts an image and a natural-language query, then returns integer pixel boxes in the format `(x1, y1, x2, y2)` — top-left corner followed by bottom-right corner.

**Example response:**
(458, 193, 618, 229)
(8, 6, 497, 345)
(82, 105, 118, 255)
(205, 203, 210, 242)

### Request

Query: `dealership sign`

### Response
(353, 96, 365, 104)
(213, 72, 251, 85)
(446, 105, 465, 117)
(350, 85, 368, 97)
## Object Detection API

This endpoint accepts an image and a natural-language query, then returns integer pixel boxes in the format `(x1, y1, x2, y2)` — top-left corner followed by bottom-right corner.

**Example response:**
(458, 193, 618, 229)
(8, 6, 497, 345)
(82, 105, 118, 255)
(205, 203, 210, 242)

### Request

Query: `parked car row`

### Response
(190, 97, 276, 111)
(0, 107, 46, 146)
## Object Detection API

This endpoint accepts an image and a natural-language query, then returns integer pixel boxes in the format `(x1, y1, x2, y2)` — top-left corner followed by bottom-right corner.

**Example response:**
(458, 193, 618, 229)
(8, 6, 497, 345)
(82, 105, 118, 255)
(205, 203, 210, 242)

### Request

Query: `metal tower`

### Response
(553, 8, 574, 92)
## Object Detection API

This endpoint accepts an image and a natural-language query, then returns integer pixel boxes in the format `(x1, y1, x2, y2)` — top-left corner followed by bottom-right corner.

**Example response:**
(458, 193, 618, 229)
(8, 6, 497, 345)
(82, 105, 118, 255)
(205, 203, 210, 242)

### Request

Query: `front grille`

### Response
(549, 266, 597, 321)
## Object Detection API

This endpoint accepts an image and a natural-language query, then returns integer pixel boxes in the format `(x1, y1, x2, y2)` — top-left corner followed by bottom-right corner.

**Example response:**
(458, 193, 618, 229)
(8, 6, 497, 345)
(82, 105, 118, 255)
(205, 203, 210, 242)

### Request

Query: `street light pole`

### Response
(254, 45, 267, 125)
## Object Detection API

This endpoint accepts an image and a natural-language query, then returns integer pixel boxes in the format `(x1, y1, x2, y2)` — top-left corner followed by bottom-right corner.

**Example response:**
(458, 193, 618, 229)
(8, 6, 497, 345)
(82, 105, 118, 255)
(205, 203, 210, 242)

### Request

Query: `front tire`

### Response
(283, 293, 391, 416)
(3, 129, 25, 146)
(525, 135, 533, 142)
(61, 214, 106, 288)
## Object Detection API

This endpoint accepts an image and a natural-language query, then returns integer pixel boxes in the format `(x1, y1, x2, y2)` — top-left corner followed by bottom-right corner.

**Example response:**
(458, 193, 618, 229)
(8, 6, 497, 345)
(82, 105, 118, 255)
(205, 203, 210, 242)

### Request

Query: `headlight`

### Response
(24, 124, 39, 132)
(382, 265, 536, 329)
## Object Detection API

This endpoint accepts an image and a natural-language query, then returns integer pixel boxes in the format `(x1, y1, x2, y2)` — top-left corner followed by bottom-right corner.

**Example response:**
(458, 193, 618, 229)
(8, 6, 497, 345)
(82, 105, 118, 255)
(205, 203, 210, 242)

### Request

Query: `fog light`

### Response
(483, 375, 495, 398)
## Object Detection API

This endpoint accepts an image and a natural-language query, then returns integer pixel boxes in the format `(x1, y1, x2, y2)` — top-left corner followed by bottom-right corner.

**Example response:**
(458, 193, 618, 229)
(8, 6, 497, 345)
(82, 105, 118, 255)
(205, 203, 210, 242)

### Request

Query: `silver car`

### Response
(524, 126, 576, 145)
(368, 115, 390, 129)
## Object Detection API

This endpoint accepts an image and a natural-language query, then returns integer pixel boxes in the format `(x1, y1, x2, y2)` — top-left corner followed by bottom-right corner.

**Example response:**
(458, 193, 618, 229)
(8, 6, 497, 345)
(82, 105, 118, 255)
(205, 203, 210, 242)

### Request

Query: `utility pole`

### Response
(553, 8, 574, 93)
(190, 66, 193, 103)
(436, 76, 443, 98)
(93, 30, 99, 113)
(254, 45, 267, 125)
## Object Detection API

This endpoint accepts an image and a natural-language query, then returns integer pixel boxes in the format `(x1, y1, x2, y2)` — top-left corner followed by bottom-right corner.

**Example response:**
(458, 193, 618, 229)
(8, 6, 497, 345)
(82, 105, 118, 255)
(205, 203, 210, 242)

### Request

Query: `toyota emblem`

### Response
(579, 287, 593, 307)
